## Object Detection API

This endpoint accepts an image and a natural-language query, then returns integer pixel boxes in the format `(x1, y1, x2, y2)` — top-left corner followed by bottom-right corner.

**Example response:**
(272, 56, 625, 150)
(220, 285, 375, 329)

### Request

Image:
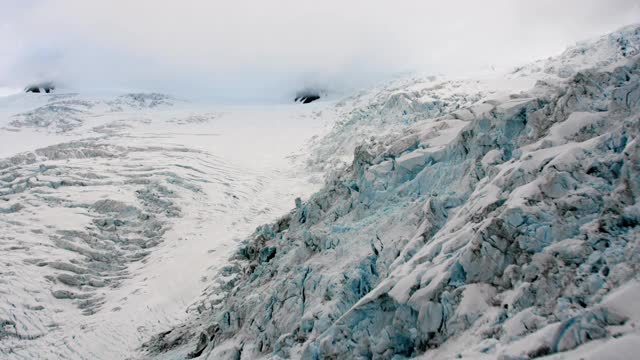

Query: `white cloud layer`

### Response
(1, 0, 639, 101)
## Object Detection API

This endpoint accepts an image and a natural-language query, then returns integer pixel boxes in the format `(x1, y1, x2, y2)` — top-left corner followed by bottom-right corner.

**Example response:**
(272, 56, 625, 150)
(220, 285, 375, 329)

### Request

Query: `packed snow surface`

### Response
(2, 24, 640, 360)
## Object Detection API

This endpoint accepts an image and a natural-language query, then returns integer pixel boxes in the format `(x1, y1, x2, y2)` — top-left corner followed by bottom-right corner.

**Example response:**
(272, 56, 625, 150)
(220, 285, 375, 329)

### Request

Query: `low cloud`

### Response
(1, 0, 639, 101)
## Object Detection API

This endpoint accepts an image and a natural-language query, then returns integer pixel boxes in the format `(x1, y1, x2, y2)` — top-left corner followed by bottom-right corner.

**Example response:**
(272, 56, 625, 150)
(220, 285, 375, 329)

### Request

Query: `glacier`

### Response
(141, 24, 640, 360)
(0, 23, 639, 360)
(0, 92, 333, 358)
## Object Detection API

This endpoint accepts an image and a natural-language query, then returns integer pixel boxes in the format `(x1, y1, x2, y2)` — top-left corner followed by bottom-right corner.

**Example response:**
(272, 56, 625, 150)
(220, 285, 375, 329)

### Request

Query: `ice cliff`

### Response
(145, 25, 640, 359)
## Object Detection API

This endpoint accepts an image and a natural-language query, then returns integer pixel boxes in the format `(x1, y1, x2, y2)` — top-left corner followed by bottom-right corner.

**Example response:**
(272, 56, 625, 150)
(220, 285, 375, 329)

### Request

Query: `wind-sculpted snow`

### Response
(146, 25, 640, 360)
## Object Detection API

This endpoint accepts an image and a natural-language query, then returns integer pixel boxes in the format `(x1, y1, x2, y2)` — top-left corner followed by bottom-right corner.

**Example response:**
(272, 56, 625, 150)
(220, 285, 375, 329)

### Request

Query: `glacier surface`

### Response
(0, 93, 333, 359)
(0, 23, 639, 360)
(142, 24, 640, 360)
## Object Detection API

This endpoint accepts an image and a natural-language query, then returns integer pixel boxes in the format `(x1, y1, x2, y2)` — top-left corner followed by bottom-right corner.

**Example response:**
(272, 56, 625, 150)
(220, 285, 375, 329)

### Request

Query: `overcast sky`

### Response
(1, 0, 639, 101)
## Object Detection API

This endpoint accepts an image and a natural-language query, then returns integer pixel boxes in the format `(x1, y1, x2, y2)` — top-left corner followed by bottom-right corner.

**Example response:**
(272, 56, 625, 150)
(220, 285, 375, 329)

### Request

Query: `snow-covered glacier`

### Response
(1, 23, 639, 360)
(141, 24, 640, 359)
(0, 92, 334, 358)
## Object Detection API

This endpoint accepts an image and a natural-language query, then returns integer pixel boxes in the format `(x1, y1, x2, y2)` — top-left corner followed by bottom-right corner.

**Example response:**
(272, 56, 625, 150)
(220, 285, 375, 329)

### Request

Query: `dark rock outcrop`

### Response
(295, 89, 323, 104)
(25, 82, 55, 94)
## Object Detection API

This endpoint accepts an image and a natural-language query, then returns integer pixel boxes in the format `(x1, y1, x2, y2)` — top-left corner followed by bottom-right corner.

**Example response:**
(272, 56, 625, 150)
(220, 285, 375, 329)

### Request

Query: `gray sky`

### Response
(1, 0, 639, 101)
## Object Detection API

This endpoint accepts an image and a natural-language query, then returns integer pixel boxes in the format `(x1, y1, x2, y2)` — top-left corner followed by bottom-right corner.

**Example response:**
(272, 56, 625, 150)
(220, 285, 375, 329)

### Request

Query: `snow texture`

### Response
(1, 23, 639, 360)
(0, 92, 331, 358)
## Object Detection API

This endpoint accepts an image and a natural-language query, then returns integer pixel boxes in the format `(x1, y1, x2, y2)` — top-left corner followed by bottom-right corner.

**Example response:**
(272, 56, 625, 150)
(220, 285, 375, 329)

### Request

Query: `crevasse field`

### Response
(2, 24, 640, 360)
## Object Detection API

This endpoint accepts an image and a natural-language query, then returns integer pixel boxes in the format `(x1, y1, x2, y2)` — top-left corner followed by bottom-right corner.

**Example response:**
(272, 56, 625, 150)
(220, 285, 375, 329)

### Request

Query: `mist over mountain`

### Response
(1, 2, 639, 360)
(2, 0, 640, 101)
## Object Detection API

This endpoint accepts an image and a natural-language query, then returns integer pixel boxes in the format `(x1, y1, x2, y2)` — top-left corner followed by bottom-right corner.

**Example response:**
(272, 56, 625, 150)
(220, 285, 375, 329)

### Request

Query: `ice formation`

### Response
(1, 23, 639, 360)
(143, 24, 640, 359)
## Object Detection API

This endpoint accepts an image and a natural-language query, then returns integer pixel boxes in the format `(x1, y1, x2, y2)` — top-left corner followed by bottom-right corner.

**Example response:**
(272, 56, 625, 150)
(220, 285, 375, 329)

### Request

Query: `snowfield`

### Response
(1, 24, 640, 360)
(0, 94, 334, 358)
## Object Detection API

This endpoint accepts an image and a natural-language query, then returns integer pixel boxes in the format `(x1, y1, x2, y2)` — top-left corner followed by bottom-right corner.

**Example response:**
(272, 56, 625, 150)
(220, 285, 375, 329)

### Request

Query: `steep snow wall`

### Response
(144, 25, 640, 359)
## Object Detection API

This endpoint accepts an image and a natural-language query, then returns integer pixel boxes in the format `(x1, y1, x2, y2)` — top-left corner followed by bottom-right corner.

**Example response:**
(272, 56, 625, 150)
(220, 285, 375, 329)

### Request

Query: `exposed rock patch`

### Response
(24, 81, 56, 94)
(295, 89, 323, 104)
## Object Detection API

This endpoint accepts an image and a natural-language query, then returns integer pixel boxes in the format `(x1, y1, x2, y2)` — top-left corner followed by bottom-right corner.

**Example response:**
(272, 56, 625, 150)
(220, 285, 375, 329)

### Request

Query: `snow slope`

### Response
(0, 93, 335, 358)
(143, 24, 640, 359)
